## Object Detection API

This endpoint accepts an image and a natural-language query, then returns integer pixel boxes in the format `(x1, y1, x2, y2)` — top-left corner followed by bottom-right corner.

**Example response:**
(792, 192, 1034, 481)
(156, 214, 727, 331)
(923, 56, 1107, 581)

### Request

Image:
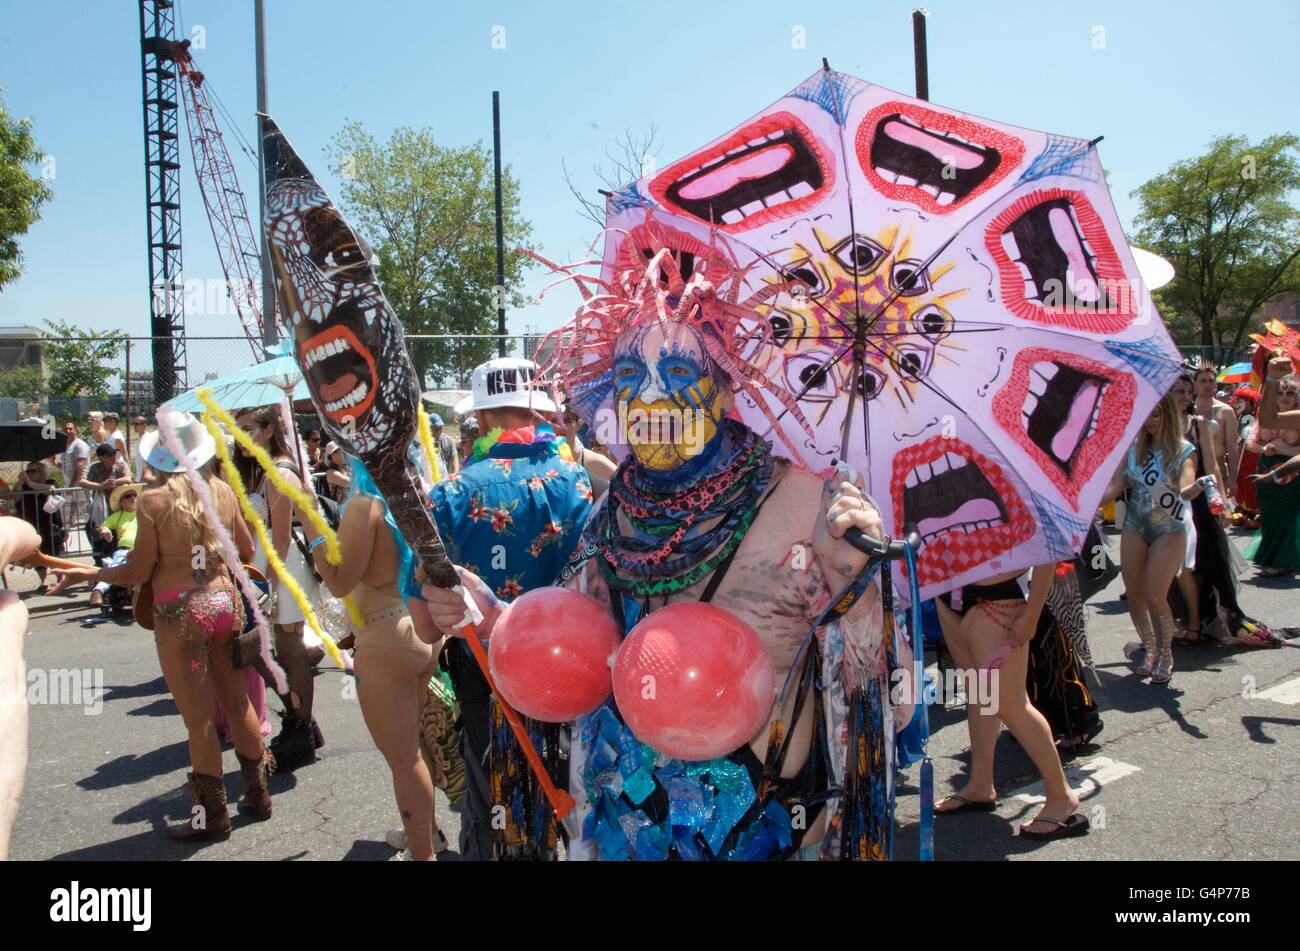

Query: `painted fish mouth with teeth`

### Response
(992, 347, 1136, 507)
(891, 437, 1035, 586)
(903, 449, 1009, 545)
(299, 323, 378, 425)
(1022, 360, 1105, 476)
(856, 101, 1024, 214)
(649, 112, 832, 232)
(985, 188, 1135, 333)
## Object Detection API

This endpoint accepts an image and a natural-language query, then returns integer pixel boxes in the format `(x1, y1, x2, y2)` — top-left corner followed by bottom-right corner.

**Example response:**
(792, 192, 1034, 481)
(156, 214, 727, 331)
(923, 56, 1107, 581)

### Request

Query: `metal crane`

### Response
(169, 39, 274, 355)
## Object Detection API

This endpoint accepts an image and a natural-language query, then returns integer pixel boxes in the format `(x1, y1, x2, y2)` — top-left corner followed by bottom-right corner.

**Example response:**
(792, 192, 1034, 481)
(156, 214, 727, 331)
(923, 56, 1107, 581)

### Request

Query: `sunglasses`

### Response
(26, 469, 40, 475)
(121, 493, 138, 502)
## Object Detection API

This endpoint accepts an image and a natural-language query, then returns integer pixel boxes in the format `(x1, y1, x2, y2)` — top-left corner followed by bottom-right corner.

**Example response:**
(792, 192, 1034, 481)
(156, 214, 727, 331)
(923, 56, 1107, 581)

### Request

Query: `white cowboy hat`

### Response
(453, 358, 558, 415)
(138, 410, 217, 473)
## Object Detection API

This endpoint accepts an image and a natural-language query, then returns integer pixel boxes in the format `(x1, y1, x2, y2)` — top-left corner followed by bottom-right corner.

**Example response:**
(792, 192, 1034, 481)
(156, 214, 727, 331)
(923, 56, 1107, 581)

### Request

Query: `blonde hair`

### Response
(1138, 391, 1185, 473)
(157, 468, 236, 565)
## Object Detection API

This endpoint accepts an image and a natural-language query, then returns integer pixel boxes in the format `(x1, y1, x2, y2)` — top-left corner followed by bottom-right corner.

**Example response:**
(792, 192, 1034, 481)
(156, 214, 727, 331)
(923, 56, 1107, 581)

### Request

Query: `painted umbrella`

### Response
(570, 66, 1183, 601)
(1217, 363, 1252, 384)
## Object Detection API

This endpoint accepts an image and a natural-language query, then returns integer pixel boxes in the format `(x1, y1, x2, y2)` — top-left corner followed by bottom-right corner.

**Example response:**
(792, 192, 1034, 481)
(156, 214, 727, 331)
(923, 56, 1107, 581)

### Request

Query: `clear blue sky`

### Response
(1, 0, 1296, 344)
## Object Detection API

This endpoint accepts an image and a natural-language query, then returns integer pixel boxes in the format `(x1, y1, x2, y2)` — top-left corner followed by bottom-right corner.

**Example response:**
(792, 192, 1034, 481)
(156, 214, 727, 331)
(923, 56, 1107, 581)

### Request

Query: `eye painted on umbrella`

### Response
(913, 305, 951, 341)
(829, 236, 887, 275)
(893, 343, 935, 380)
(856, 366, 887, 401)
(779, 260, 828, 299)
(768, 312, 793, 344)
(891, 259, 931, 297)
(784, 352, 838, 402)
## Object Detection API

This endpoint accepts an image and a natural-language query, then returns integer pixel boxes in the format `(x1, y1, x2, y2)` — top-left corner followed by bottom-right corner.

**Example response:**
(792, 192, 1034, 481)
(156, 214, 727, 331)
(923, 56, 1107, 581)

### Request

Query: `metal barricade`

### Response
(1, 486, 102, 558)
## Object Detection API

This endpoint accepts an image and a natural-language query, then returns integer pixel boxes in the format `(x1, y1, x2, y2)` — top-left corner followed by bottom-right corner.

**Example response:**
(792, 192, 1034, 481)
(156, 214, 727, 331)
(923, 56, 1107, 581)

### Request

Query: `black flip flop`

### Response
(1020, 813, 1090, 840)
(935, 794, 997, 815)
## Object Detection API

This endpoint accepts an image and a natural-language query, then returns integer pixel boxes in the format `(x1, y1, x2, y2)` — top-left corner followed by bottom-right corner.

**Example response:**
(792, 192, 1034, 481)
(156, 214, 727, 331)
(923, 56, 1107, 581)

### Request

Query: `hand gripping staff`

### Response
(259, 114, 573, 820)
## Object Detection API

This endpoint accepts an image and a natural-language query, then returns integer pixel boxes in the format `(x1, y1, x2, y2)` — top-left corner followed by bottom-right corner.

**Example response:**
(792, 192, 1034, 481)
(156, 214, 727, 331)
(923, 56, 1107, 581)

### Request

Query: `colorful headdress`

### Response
(532, 216, 815, 461)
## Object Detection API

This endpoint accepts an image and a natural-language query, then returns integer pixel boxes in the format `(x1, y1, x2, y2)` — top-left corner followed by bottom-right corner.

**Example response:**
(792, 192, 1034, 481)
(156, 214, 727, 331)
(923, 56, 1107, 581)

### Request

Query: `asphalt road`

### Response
(6, 526, 1298, 861)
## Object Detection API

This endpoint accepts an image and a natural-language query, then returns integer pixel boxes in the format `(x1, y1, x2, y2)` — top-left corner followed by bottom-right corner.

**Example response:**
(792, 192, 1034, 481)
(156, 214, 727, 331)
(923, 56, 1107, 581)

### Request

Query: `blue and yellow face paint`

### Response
(613, 323, 728, 472)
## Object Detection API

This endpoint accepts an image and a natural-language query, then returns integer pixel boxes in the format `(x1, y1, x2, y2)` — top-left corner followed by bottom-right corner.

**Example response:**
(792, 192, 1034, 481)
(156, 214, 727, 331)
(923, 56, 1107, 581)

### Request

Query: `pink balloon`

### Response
(488, 587, 621, 723)
(613, 602, 775, 761)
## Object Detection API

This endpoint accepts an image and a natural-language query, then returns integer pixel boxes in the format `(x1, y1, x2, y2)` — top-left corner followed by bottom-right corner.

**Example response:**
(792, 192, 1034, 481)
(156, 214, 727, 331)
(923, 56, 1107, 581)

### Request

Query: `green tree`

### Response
(1132, 134, 1300, 351)
(0, 364, 45, 400)
(41, 320, 127, 400)
(326, 122, 534, 388)
(0, 88, 54, 290)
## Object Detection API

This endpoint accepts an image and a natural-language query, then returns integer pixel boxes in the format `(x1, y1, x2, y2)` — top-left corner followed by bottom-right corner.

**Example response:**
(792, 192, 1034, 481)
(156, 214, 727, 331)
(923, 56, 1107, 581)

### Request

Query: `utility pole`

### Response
(492, 91, 507, 357)
(255, 0, 277, 352)
(912, 9, 930, 101)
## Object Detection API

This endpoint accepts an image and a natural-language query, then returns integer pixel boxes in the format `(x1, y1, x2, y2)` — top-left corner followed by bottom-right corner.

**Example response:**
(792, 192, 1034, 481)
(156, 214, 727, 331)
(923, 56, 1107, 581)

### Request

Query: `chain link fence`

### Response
(2, 333, 549, 421)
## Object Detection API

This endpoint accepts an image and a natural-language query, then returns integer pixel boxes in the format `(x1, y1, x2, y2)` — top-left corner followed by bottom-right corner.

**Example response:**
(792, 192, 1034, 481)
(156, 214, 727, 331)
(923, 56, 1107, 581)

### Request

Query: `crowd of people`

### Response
(0, 342, 1293, 861)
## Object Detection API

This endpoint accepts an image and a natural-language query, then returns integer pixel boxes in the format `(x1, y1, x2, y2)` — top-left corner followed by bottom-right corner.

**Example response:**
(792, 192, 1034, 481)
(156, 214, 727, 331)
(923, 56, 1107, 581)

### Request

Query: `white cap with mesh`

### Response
(453, 358, 558, 415)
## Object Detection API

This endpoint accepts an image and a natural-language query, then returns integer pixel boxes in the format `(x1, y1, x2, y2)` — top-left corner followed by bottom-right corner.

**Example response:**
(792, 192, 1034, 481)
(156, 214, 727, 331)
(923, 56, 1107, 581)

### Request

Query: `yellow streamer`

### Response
(198, 391, 343, 566)
(417, 404, 443, 484)
(196, 391, 345, 671)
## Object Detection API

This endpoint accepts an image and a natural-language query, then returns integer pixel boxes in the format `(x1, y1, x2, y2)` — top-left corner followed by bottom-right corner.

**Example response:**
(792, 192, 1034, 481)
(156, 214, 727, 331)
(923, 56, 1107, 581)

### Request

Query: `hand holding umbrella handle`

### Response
(844, 523, 921, 561)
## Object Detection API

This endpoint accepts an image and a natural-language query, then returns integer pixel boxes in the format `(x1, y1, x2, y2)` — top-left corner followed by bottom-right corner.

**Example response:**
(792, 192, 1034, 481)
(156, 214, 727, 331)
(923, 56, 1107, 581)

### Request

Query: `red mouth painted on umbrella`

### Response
(985, 189, 1135, 334)
(992, 348, 1135, 508)
(891, 437, 1035, 587)
(615, 221, 734, 285)
(648, 112, 833, 232)
(855, 101, 1025, 214)
(299, 325, 378, 424)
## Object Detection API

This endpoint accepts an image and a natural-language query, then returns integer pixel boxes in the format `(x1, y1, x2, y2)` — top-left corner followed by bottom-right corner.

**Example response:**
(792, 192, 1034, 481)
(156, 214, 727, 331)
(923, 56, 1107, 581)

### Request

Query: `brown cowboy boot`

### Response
(236, 749, 275, 821)
(167, 771, 232, 842)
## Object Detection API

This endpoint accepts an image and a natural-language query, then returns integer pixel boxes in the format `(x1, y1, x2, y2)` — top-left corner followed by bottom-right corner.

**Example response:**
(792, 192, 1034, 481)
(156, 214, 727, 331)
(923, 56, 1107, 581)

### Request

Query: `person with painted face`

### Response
(420, 242, 911, 861)
(421, 358, 592, 860)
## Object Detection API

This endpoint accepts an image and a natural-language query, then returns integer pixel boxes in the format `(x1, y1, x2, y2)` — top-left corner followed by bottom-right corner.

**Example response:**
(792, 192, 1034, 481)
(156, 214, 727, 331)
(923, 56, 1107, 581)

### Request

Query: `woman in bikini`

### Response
(933, 563, 1088, 840)
(309, 457, 446, 861)
(1245, 370, 1300, 577)
(1104, 392, 1200, 684)
(50, 411, 272, 843)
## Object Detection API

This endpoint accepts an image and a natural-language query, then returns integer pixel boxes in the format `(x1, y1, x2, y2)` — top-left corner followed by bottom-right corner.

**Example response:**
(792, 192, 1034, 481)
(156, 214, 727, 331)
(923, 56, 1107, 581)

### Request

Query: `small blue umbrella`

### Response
(162, 340, 310, 414)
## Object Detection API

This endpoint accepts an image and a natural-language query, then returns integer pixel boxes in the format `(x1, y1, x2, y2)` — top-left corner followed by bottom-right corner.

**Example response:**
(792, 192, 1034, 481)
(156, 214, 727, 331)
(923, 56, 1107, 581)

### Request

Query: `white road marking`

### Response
(1010, 756, 1141, 805)
(1256, 675, 1300, 705)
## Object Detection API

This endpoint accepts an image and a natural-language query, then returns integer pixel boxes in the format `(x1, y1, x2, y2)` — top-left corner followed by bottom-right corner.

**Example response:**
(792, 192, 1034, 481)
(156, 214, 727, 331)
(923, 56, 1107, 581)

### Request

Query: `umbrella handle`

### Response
(845, 524, 921, 561)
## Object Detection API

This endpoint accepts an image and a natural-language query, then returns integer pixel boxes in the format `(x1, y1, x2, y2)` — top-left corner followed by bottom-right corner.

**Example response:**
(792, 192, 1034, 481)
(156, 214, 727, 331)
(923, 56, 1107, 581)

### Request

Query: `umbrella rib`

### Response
(822, 65, 868, 457)
(850, 140, 1102, 343)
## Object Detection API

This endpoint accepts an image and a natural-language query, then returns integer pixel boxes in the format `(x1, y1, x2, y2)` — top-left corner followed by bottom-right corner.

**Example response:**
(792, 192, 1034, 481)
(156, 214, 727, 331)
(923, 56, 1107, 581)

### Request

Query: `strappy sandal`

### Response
(1020, 813, 1090, 840)
(935, 793, 998, 815)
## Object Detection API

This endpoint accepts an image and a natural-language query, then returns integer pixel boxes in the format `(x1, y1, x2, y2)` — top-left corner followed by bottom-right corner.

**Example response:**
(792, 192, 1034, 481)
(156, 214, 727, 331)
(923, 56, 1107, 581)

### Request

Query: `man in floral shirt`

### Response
(428, 358, 591, 859)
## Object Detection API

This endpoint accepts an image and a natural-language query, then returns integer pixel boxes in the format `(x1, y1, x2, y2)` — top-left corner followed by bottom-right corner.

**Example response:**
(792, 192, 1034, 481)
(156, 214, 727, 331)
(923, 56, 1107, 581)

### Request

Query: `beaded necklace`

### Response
(594, 420, 774, 597)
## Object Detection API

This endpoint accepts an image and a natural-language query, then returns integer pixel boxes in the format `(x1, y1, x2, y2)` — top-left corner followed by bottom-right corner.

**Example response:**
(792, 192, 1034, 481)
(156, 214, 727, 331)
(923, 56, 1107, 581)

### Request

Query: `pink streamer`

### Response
(155, 409, 287, 694)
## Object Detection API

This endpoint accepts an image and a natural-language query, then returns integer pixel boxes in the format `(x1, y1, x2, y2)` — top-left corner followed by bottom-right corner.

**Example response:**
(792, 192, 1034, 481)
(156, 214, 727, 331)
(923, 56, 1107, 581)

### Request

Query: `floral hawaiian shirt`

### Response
(427, 430, 593, 602)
